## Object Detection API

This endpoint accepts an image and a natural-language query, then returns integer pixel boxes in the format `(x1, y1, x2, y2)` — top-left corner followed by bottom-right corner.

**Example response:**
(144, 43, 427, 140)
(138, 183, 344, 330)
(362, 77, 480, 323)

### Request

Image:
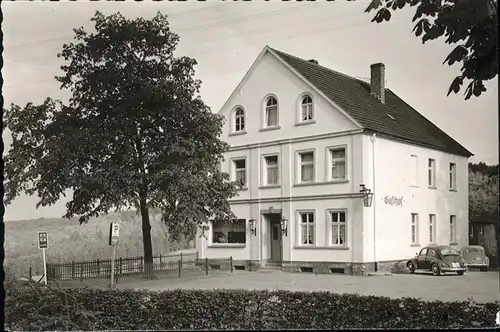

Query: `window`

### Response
(427, 249, 437, 258)
(329, 148, 346, 180)
(300, 95, 313, 121)
(470, 225, 474, 237)
(428, 159, 436, 187)
(263, 155, 279, 185)
(233, 159, 246, 187)
(410, 155, 418, 186)
(234, 107, 245, 132)
(480, 225, 484, 235)
(299, 212, 314, 245)
(429, 214, 436, 243)
(299, 151, 315, 182)
(449, 163, 456, 189)
(411, 213, 419, 244)
(212, 219, 246, 244)
(330, 211, 347, 245)
(265, 96, 278, 127)
(450, 215, 457, 242)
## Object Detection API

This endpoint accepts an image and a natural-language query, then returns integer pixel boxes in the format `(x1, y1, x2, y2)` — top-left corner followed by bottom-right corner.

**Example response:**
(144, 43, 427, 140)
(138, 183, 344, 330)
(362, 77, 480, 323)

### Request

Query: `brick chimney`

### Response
(370, 63, 385, 103)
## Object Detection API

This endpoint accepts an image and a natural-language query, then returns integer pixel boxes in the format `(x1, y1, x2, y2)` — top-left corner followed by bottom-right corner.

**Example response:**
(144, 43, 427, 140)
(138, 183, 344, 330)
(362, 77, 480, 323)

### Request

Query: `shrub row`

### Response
(5, 278, 499, 330)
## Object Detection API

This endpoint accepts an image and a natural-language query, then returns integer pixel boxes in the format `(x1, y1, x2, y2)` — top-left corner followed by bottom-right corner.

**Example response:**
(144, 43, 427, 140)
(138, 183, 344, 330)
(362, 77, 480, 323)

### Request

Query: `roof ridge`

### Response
(268, 47, 369, 86)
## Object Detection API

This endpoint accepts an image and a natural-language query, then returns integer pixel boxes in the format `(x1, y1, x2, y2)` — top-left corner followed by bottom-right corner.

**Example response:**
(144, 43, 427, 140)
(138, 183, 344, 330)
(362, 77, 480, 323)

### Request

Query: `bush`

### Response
(6, 280, 499, 330)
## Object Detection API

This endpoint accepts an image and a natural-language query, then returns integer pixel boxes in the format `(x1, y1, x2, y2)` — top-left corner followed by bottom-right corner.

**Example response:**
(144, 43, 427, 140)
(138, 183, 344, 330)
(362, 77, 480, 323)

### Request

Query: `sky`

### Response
(2, 0, 498, 221)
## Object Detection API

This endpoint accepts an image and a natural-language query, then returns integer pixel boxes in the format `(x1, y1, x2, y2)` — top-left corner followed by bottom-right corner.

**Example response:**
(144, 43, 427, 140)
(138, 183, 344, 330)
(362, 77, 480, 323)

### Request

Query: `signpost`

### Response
(38, 232, 48, 285)
(109, 223, 120, 288)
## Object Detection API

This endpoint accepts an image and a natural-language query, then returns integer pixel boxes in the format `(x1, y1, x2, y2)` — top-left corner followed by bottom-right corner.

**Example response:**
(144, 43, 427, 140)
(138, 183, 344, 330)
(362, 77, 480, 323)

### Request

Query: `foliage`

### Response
(469, 170, 499, 221)
(5, 283, 499, 330)
(469, 162, 499, 177)
(365, 0, 498, 100)
(3, 11, 238, 265)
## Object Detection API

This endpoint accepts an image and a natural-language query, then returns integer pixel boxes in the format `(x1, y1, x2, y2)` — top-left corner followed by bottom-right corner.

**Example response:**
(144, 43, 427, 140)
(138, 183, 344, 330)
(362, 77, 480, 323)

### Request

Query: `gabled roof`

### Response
(268, 47, 473, 157)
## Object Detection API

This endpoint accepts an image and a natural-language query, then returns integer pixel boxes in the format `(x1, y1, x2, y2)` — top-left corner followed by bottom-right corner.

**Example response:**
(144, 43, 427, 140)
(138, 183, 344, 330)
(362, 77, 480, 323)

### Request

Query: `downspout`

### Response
(370, 133, 377, 272)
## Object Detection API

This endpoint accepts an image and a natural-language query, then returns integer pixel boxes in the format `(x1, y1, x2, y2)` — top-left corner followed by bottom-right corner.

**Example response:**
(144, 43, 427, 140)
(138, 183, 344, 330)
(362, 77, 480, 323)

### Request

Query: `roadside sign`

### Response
(108, 223, 120, 246)
(38, 232, 48, 249)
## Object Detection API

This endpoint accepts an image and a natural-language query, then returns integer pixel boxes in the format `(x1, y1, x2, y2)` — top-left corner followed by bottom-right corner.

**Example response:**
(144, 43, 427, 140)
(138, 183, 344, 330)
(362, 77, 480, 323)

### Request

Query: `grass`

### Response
(5, 209, 192, 277)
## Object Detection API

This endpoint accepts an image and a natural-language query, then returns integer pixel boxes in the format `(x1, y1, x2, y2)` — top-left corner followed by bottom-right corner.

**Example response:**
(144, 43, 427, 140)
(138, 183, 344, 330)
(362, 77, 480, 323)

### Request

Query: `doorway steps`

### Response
(260, 261, 283, 271)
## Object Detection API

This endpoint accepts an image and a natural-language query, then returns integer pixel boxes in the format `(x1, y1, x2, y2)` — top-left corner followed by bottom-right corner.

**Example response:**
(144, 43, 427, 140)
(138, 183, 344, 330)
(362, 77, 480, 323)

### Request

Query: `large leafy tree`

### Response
(469, 170, 498, 221)
(366, 0, 498, 100)
(4, 11, 238, 268)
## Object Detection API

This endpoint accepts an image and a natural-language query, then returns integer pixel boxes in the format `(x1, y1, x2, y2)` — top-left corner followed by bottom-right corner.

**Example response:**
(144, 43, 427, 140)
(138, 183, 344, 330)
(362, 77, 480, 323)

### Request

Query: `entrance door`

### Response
(270, 222, 282, 261)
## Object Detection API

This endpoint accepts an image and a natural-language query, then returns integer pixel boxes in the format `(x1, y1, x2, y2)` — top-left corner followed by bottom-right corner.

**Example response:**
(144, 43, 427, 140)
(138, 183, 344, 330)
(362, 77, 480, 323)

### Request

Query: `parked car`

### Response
(460, 245, 490, 272)
(407, 245, 467, 276)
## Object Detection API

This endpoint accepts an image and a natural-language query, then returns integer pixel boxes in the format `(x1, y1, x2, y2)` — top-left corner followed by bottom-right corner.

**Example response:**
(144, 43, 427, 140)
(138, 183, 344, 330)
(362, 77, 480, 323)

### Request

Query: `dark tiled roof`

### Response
(270, 48, 473, 157)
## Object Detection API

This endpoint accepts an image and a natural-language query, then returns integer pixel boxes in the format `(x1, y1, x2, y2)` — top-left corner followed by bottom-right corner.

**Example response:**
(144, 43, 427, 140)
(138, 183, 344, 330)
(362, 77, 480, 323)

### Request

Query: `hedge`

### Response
(5, 278, 499, 330)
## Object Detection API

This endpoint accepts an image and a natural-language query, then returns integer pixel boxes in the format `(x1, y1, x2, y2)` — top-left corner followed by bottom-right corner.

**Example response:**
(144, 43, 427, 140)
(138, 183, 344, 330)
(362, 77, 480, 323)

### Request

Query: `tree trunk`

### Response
(140, 195, 154, 278)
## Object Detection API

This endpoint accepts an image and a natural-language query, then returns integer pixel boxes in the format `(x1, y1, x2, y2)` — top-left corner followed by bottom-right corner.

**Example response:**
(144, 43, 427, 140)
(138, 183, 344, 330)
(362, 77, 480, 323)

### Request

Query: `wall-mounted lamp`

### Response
(359, 184, 374, 207)
(249, 218, 257, 236)
(280, 217, 288, 236)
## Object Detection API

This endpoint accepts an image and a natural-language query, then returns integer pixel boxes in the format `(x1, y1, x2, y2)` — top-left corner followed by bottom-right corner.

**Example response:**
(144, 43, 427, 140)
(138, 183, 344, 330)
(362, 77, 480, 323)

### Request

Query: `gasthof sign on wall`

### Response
(383, 196, 404, 207)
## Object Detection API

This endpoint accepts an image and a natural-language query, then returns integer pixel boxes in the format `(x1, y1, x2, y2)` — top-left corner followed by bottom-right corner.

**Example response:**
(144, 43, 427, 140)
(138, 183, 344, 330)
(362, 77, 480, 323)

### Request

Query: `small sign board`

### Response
(38, 232, 48, 249)
(109, 223, 120, 246)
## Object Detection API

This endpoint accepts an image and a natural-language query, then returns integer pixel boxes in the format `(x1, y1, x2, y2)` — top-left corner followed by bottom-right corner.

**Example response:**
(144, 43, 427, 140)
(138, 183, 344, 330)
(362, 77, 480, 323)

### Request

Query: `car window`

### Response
(419, 248, 427, 256)
(427, 249, 436, 258)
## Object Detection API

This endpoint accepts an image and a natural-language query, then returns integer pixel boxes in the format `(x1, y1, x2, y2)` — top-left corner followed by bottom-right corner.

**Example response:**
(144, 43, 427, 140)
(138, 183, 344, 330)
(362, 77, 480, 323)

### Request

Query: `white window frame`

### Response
(299, 94, 314, 122)
(297, 210, 315, 246)
(233, 107, 246, 133)
(411, 213, 419, 245)
(449, 215, 457, 243)
(429, 214, 436, 243)
(449, 163, 457, 190)
(264, 95, 279, 128)
(296, 149, 316, 183)
(479, 225, 484, 235)
(231, 157, 247, 188)
(326, 145, 348, 181)
(328, 209, 347, 246)
(428, 158, 436, 188)
(410, 154, 419, 187)
(262, 154, 279, 186)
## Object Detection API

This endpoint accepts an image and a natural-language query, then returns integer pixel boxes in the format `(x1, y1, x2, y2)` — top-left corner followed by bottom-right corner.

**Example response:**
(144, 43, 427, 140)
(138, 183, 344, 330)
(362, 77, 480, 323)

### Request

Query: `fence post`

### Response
(230, 256, 233, 273)
(29, 266, 32, 280)
(205, 258, 208, 276)
(80, 262, 84, 283)
(72, 261, 75, 279)
(97, 259, 100, 277)
(140, 256, 144, 273)
(178, 260, 182, 278)
(119, 258, 123, 276)
(159, 254, 162, 269)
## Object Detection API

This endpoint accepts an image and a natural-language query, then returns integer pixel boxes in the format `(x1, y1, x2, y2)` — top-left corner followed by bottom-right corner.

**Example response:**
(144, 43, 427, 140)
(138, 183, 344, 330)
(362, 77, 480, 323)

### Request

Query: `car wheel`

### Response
(431, 263, 441, 276)
(407, 262, 415, 274)
(457, 271, 465, 276)
(480, 267, 488, 272)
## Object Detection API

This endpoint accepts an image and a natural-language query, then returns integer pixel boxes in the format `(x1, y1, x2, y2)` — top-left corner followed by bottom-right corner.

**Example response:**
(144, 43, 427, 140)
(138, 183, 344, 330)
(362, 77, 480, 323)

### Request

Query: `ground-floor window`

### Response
(330, 210, 347, 245)
(212, 219, 246, 244)
(449, 215, 457, 242)
(298, 211, 315, 245)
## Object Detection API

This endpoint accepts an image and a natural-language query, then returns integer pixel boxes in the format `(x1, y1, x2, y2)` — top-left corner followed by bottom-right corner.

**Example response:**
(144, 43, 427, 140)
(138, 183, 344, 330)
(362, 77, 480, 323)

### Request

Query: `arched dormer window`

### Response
(234, 107, 245, 132)
(265, 96, 278, 127)
(301, 95, 313, 122)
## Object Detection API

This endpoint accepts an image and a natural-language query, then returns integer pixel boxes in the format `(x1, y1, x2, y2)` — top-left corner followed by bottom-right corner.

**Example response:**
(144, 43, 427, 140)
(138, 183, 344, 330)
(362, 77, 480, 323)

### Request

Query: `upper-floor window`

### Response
(329, 147, 346, 180)
(449, 163, 457, 190)
(212, 219, 246, 244)
(232, 158, 247, 188)
(265, 96, 279, 127)
(428, 158, 436, 187)
(410, 155, 418, 186)
(234, 107, 245, 132)
(299, 211, 315, 245)
(263, 155, 279, 185)
(300, 95, 313, 122)
(298, 151, 315, 183)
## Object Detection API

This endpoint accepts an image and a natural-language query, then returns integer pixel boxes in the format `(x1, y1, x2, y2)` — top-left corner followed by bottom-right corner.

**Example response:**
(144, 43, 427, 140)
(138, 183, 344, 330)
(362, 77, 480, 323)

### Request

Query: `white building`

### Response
(196, 46, 472, 275)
